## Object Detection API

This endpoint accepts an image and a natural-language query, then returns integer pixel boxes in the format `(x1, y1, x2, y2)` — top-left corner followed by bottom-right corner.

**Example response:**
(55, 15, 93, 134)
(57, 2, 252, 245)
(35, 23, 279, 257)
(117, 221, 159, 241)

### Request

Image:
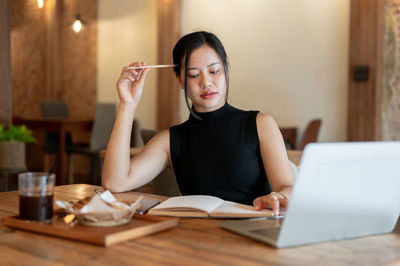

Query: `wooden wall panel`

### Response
(347, 0, 383, 141)
(0, 0, 11, 126)
(44, 0, 62, 100)
(157, 0, 181, 129)
(60, 0, 97, 117)
(11, 0, 97, 118)
(11, 0, 47, 117)
(348, 0, 384, 141)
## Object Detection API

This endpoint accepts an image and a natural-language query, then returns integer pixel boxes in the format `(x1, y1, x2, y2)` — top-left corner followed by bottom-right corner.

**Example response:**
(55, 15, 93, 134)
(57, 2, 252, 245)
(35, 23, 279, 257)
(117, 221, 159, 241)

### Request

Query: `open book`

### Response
(147, 195, 274, 218)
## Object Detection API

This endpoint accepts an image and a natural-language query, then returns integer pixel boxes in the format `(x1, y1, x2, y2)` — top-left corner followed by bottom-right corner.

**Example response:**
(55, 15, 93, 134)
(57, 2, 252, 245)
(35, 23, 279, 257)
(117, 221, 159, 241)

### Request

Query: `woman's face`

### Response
(179, 44, 227, 113)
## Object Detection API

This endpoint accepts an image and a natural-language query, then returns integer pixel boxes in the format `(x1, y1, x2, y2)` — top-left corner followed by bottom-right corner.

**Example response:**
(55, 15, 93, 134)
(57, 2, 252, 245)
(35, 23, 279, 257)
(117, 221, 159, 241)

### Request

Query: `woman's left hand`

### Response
(253, 192, 289, 216)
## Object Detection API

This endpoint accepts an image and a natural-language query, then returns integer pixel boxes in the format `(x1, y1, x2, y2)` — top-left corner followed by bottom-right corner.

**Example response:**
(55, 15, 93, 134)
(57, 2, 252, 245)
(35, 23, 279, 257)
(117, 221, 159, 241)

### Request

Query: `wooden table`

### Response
(286, 149, 302, 167)
(1, 184, 399, 265)
(13, 117, 93, 185)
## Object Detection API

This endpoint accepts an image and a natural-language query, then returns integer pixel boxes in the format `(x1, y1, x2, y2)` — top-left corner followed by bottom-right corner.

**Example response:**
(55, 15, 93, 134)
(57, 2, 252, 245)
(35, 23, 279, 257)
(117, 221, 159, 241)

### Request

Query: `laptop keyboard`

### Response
(250, 227, 281, 240)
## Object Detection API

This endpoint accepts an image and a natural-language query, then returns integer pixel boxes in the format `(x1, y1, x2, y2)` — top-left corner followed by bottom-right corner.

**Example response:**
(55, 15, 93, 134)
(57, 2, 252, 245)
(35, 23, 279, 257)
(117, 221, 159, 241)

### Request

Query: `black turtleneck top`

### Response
(170, 103, 271, 205)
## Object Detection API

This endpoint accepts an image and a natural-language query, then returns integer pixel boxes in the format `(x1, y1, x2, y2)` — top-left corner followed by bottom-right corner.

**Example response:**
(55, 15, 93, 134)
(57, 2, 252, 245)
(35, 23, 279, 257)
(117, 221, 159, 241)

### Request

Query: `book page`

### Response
(210, 201, 274, 218)
(150, 195, 224, 214)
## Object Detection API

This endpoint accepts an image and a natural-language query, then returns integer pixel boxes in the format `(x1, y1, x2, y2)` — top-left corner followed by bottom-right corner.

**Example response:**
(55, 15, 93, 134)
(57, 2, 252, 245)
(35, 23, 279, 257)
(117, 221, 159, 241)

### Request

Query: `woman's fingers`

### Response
(121, 62, 147, 80)
(119, 62, 150, 85)
(253, 192, 288, 216)
(271, 192, 280, 216)
(137, 67, 150, 84)
(278, 194, 289, 208)
(253, 197, 263, 211)
(121, 74, 136, 82)
(117, 62, 150, 105)
(253, 196, 273, 211)
(121, 68, 138, 76)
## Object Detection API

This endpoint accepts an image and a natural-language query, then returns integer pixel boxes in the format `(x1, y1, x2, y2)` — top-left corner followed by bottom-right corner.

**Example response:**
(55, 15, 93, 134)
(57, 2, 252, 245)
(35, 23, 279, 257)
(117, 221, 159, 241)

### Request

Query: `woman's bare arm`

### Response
(101, 62, 170, 192)
(253, 112, 295, 215)
(102, 125, 170, 192)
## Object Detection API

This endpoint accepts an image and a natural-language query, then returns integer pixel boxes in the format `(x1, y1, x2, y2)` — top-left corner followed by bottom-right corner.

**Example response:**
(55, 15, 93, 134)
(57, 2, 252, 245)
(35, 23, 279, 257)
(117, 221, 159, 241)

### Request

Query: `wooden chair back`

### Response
(298, 119, 322, 150)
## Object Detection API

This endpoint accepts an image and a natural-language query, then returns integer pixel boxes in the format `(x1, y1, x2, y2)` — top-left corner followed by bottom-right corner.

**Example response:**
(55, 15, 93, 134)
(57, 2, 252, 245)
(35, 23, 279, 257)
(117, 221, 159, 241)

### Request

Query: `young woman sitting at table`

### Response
(102, 31, 294, 216)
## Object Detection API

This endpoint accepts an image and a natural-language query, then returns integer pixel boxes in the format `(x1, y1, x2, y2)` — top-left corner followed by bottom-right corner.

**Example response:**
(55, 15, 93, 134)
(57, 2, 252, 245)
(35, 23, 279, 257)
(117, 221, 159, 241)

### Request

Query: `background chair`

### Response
(131, 120, 144, 147)
(40, 101, 71, 170)
(140, 129, 161, 144)
(297, 119, 322, 150)
(41, 101, 69, 118)
(67, 103, 116, 185)
(134, 129, 181, 197)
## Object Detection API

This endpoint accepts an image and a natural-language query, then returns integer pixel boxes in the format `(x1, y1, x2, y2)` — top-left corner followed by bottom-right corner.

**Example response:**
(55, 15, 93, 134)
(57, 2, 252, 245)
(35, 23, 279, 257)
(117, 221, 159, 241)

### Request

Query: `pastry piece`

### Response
(72, 197, 92, 210)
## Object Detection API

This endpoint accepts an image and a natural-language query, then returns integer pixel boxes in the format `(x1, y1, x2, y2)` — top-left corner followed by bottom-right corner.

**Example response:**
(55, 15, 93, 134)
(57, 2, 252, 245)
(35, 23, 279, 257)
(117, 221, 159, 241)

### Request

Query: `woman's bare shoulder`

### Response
(152, 129, 170, 141)
(256, 111, 281, 138)
(256, 111, 277, 126)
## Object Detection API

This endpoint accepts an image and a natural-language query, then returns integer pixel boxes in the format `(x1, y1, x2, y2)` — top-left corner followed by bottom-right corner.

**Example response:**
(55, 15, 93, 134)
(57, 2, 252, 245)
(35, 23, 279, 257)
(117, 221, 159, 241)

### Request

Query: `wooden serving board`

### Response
(3, 214, 178, 246)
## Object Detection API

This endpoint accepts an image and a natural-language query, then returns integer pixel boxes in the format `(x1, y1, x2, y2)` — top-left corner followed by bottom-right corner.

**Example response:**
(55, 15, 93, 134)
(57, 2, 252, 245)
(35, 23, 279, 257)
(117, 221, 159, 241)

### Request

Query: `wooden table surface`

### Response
(286, 149, 302, 167)
(1, 184, 399, 265)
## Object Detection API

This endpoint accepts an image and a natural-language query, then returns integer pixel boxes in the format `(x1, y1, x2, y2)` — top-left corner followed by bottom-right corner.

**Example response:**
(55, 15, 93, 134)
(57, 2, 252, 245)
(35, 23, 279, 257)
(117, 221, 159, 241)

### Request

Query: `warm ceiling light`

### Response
(37, 0, 44, 8)
(72, 13, 85, 33)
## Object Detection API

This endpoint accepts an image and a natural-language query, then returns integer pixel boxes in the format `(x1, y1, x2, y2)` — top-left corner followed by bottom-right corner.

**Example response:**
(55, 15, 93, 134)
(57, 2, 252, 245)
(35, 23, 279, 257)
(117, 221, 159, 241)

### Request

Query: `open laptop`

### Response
(219, 142, 400, 248)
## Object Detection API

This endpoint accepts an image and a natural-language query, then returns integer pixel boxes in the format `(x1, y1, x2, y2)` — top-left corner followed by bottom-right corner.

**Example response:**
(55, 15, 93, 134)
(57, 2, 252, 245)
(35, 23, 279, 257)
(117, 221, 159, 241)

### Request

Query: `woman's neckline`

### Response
(189, 102, 232, 122)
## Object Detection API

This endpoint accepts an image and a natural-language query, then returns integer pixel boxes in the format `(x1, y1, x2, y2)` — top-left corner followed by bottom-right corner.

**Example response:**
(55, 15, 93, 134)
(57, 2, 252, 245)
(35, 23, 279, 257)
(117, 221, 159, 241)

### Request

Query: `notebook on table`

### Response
(219, 142, 400, 248)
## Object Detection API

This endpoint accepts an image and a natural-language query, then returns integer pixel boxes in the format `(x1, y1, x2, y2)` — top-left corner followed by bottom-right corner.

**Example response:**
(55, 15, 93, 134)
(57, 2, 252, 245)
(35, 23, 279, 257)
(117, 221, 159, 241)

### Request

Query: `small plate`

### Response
(56, 194, 142, 227)
(67, 203, 141, 227)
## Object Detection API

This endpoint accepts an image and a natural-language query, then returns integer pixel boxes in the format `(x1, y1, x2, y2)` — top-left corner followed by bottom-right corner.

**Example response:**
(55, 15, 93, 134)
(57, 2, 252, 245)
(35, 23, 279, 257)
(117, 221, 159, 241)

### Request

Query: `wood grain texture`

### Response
(11, 0, 98, 117)
(348, 0, 384, 141)
(0, 0, 11, 127)
(11, 0, 47, 118)
(59, 0, 97, 118)
(156, 0, 181, 129)
(1, 184, 399, 265)
(4, 214, 178, 246)
(44, 0, 60, 100)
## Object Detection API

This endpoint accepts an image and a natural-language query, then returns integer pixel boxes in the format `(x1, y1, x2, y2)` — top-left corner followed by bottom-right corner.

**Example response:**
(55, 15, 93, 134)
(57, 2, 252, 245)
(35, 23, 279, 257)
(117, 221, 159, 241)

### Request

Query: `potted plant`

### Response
(0, 124, 37, 171)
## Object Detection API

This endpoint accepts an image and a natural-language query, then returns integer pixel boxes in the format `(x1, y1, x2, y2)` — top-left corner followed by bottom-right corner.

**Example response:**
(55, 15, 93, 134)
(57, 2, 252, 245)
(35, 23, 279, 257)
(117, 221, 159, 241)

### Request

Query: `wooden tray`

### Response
(3, 214, 178, 246)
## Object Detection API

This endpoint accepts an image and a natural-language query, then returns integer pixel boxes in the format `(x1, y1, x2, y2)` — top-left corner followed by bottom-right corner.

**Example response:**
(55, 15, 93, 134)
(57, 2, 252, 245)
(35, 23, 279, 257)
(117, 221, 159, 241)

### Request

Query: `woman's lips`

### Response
(200, 91, 217, 99)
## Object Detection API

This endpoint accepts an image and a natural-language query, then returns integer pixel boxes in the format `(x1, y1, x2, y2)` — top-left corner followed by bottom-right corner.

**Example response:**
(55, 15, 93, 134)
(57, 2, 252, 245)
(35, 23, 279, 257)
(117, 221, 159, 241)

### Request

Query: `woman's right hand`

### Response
(253, 192, 289, 216)
(116, 62, 150, 106)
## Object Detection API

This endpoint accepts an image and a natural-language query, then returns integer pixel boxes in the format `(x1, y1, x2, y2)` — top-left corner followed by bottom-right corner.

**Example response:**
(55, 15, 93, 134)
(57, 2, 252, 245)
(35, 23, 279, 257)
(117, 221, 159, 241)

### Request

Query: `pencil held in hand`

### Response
(126, 64, 176, 70)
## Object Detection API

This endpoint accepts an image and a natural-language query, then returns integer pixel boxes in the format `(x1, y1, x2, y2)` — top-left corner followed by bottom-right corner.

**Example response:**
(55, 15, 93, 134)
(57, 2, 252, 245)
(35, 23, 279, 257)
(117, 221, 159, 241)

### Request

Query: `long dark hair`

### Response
(172, 31, 229, 119)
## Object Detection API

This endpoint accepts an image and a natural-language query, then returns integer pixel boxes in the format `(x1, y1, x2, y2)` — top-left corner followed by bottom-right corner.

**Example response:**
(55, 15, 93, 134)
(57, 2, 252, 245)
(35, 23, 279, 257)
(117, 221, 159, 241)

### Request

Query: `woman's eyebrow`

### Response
(207, 62, 220, 67)
(188, 62, 220, 70)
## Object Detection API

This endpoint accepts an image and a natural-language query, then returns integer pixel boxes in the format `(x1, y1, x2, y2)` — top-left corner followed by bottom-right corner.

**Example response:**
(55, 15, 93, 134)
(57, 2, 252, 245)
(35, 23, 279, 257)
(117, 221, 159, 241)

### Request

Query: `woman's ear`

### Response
(175, 74, 184, 90)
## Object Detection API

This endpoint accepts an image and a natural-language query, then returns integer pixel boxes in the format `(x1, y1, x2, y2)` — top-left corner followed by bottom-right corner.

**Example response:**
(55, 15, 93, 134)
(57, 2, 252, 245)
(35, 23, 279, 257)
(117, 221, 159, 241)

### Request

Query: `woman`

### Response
(102, 31, 294, 216)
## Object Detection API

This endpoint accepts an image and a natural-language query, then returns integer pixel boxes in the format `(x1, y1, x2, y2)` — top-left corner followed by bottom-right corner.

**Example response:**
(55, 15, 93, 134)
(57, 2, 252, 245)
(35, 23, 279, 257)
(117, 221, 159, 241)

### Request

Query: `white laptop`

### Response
(219, 142, 400, 248)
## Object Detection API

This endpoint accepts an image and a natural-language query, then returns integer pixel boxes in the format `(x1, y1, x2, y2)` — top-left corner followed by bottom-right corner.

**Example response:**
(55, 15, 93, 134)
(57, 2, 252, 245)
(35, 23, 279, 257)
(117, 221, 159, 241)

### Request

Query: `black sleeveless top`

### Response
(170, 103, 271, 205)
